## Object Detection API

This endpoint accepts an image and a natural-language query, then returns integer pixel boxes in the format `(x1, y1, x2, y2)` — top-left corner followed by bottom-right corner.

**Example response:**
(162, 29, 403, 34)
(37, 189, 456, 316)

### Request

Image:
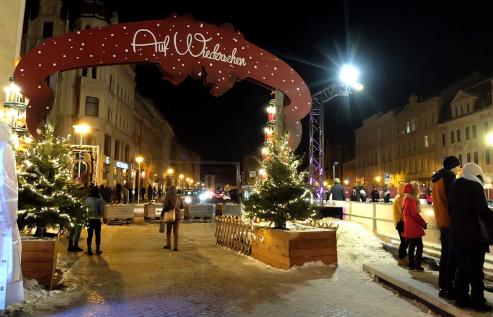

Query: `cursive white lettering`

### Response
(131, 29, 247, 67)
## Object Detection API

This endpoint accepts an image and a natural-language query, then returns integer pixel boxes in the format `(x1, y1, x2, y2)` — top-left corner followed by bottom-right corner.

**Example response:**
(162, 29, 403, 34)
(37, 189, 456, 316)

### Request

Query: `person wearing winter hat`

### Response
(449, 162, 493, 311)
(431, 155, 461, 299)
(402, 182, 427, 271)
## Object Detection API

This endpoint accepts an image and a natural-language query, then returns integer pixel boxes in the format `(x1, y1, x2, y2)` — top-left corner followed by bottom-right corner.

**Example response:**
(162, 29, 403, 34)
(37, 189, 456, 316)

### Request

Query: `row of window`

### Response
(456, 150, 491, 166)
(442, 121, 489, 145)
(103, 134, 130, 162)
(451, 102, 472, 118)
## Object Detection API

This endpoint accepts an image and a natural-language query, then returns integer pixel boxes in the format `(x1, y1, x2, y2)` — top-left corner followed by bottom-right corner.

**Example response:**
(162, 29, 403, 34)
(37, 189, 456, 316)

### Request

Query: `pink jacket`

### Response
(403, 196, 426, 239)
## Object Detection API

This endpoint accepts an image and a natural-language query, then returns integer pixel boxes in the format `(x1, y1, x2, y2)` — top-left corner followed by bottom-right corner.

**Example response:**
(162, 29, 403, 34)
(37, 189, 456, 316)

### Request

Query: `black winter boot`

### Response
(95, 245, 103, 255)
(87, 247, 93, 256)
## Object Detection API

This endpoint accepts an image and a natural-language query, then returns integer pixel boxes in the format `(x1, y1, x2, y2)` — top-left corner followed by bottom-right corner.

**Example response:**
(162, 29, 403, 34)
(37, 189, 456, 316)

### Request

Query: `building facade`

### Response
(0, 0, 26, 95)
(22, 0, 199, 188)
(346, 74, 492, 187)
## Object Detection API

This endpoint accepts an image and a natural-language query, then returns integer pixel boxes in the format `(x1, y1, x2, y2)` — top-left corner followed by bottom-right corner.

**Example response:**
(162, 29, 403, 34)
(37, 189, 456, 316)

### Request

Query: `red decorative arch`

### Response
(14, 15, 311, 147)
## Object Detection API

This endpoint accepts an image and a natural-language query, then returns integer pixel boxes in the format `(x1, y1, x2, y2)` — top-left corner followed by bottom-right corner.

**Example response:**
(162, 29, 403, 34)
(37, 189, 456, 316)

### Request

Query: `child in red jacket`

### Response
(403, 183, 428, 271)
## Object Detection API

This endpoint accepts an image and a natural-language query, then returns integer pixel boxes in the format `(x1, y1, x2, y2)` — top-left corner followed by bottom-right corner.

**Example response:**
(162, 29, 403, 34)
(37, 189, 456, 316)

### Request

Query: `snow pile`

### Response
(335, 220, 395, 271)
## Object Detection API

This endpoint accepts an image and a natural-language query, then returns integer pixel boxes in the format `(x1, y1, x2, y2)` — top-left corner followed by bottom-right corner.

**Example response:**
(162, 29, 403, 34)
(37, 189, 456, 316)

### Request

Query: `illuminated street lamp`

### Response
(309, 64, 363, 204)
(339, 64, 364, 91)
(343, 179, 350, 186)
(135, 156, 144, 204)
(73, 123, 91, 179)
(178, 173, 184, 188)
(375, 176, 382, 184)
(167, 168, 174, 175)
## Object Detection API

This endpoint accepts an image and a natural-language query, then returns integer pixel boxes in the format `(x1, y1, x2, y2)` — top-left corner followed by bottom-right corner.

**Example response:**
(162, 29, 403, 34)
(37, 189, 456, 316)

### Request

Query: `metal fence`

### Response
(215, 216, 253, 255)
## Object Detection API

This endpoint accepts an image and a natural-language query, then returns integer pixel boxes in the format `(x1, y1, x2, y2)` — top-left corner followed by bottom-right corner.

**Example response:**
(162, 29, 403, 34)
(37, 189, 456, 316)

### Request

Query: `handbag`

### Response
(395, 220, 404, 232)
(162, 199, 179, 223)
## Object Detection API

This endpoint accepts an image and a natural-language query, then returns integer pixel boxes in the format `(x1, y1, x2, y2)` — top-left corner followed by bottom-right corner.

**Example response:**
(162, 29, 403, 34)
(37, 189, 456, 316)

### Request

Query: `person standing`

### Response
(383, 185, 391, 203)
(85, 186, 105, 256)
(371, 187, 380, 202)
(147, 184, 153, 201)
(328, 178, 345, 201)
(403, 182, 427, 271)
(450, 163, 493, 311)
(140, 186, 146, 202)
(162, 186, 184, 251)
(431, 156, 461, 299)
(392, 182, 408, 265)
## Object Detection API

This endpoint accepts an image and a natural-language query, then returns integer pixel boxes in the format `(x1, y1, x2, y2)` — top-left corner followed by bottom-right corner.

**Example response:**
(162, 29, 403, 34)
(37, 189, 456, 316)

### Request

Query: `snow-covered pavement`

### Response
(6, 221, 432, 316)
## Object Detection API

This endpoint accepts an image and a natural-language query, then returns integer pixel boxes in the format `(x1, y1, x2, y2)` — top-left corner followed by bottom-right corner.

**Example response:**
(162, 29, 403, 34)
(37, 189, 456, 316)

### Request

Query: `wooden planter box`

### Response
(21, 236, 59, 290)
(252, 228, 337, 270)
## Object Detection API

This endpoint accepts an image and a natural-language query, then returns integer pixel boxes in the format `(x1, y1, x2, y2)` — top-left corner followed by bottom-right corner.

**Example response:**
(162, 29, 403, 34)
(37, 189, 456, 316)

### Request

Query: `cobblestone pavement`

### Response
(30, 222, 430, 317)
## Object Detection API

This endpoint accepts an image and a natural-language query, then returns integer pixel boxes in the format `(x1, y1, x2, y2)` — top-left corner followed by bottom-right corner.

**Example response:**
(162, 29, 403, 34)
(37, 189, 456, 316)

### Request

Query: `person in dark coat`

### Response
(383, 186, 391, 203)
(116, 183, 123, 204)
(328, 178, 345, 201)
(147, 184, 153, 201)
(127, 183, 133, 203)
(350, 187, 358, 201)
(450, 163, 493, 311)
(432, 155, 461, 299)
(140, 186, 146, 202)
(371, 187, 380, 202)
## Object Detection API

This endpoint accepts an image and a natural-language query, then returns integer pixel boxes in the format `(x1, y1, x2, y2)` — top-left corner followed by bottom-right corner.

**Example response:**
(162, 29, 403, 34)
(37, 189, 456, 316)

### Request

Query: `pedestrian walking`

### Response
(328, 178, 345, 201)
(403, 182, 427, 271)
(450, 163, 493, 311)
(431, 155, 461, 299)
(85, 185, 105, 256)
(116, 183, 122, 204)
(162, 186, 184, 251)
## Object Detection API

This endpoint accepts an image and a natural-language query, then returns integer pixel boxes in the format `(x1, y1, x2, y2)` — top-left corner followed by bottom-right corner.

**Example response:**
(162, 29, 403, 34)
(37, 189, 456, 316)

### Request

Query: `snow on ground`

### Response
(2, 221, 430, 317)
(335, 220, 396, 271)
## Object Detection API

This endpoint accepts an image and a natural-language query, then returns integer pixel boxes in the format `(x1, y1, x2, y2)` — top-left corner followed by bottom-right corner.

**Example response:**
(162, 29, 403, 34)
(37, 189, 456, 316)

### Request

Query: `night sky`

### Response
(29, 1, 493, 162)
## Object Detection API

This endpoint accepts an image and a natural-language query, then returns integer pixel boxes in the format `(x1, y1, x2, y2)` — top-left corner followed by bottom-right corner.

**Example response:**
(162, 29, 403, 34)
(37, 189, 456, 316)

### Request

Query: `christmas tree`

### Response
(243, 134, 313, 229)
(17, 124, 87, 236)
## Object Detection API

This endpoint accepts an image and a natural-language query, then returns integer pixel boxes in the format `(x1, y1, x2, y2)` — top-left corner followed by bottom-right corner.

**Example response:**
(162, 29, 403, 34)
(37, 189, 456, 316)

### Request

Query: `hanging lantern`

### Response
(3, 78, 30, 153)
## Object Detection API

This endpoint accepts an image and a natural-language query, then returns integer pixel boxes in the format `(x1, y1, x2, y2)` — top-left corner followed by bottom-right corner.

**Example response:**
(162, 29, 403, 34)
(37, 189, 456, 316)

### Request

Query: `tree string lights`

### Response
(17, 124, 87, 236)
(243, 134, 313, 229)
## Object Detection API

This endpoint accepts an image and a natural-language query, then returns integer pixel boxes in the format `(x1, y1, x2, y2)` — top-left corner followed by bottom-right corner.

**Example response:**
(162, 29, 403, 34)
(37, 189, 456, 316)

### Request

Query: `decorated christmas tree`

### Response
(243, 134, 313, 229)
(17, 124, 87, 236)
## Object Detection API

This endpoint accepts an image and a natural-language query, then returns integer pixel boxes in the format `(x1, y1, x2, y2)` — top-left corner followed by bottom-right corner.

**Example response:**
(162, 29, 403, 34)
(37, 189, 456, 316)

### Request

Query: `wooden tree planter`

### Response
(21, 235, 59, 290)
(252, 228, 337, 270)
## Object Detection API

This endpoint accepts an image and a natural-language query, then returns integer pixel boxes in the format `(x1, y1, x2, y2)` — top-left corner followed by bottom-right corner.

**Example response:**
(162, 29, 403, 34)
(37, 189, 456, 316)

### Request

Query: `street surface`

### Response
(25, 222, 430, 317)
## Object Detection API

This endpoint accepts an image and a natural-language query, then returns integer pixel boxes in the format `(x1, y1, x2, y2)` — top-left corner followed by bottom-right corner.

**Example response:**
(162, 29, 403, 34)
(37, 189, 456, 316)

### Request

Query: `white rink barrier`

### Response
(223, 204, 242, 216)
(329, 200, 439, 245)
(189, 204, 215, 221)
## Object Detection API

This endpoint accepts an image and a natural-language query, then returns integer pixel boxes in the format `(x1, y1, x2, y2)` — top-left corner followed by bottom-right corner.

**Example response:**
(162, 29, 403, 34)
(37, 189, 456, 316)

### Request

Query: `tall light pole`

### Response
(309, 64, 363, 205)
(135, 156, 144, 204)
(332, 161, 339, 182)
(73, 123, 90, 179)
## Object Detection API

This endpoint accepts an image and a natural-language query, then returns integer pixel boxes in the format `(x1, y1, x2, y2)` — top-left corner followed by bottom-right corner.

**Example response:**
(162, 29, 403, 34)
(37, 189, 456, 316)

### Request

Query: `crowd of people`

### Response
(67, 183, 184, 255)
(96, 183, 164, 204)
(392, 156, 493, 312)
